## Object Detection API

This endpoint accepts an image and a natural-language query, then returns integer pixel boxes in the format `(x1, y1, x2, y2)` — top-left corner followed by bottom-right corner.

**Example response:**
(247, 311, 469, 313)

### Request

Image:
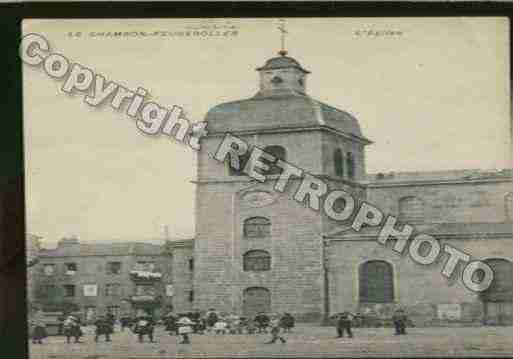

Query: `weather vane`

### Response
(277, 20, 288, 56)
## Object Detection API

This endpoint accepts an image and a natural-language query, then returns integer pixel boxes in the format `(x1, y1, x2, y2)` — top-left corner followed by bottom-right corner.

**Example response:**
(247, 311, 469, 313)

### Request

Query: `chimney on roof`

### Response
(58, 236, 80, 248)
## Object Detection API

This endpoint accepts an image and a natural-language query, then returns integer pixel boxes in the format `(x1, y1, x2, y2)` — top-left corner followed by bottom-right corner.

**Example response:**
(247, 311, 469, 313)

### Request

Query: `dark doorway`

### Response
(481, 258, 513, 325)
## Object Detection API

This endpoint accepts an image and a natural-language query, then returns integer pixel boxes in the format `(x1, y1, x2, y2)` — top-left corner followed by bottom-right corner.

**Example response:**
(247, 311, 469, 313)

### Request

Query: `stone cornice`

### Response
(365, 176, 513, 188)
(193, 174, 366, 188)
(323, 231, 513, 241)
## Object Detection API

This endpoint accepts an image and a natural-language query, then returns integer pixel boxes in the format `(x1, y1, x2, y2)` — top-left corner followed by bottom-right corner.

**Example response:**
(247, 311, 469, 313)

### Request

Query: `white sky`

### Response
(22, 18, 511, 243)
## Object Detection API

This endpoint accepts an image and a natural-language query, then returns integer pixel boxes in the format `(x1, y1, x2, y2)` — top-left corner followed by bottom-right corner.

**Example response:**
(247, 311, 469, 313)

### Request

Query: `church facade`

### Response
(182, 51, 513, 325)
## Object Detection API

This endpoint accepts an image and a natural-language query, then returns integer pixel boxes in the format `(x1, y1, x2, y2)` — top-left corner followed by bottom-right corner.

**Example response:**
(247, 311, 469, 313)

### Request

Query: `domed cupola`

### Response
(256, 51, 310, 95)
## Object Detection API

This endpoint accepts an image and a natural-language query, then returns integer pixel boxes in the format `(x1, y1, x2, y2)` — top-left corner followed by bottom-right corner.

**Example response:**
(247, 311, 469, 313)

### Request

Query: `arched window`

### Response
(480, 258, 513, 302)
(398, 196, 424, 223)
(228, 149, 250, 176)
(263, 145, 286, 175)
(243, 217, 271, 238)
(334, 149, 344, 177)
(505, 193, 513, 221)
(346, 152, 355, 180)
(359, 260, 394, 303)
(243, 250, 271, 271)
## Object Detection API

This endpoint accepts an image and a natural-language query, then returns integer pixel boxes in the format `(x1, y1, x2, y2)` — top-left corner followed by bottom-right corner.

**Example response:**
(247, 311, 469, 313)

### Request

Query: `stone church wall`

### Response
(366, 179, 513, 223)
(327, 236, 513, 326)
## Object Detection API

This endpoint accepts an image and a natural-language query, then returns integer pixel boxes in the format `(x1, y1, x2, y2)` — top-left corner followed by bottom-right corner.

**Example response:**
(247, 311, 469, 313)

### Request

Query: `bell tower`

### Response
(193, 27, 371, 321)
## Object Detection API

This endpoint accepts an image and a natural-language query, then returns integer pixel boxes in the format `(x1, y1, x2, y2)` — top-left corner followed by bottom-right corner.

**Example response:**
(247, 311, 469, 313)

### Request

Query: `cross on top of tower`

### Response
(277, 21, 288, 56)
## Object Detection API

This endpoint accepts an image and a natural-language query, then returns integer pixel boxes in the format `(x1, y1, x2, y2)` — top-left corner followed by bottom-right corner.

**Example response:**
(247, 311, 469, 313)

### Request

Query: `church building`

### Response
(184, 49, 513, 326)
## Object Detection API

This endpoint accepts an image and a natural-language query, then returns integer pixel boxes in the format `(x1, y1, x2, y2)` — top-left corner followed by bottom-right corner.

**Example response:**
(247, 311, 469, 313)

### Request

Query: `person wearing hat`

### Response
(205, 308, 218, 333)
(333, 311, 355, 339)
(177, 315, 195, 344)
(265, 314, 286, 344)
(392, 308, 408, 335)
(30, 309, 48, 345)
(63, 315, 82, 344)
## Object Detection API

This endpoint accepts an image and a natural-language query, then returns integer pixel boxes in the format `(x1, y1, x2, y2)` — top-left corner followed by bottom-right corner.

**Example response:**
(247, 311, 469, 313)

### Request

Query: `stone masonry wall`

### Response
(327, 236, 513, 326)
(366, 180, 513, 223)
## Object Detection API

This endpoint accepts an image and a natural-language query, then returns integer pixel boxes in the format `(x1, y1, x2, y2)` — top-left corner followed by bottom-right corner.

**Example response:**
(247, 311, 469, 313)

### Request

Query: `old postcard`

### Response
(22, 17, 512, 357)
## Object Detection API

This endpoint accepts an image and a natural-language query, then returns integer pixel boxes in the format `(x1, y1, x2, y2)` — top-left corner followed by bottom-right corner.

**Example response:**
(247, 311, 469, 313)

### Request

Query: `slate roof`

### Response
(205, 92, 370, 143)
(256, 55, 310, 73)
(39, 241, 164, 257)
(366, 169, 513, 184)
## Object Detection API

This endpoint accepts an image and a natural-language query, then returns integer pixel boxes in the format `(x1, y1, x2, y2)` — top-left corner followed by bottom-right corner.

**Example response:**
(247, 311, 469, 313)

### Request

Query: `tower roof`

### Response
(256, 55, 310, 74)
(205, 92, 371, 144)
(205, 53, 371, 144)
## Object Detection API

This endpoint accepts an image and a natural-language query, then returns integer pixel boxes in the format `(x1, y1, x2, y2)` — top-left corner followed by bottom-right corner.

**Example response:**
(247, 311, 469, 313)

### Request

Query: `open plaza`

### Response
(28, 325, 513, 358)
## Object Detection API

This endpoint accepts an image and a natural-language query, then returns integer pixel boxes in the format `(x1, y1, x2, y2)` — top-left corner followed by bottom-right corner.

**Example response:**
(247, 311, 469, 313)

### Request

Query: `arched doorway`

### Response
(480, 258, 513, 325)
(359, 260, 395, 304)
(243, 287, 271, 317)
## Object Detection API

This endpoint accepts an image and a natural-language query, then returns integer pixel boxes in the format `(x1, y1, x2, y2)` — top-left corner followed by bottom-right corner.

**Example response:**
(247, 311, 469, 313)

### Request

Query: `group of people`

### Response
(93, 314, 158, 343)
(332, 308, 410, 339)
(162, 310, 296, 344)
(30, 307, 410, 345)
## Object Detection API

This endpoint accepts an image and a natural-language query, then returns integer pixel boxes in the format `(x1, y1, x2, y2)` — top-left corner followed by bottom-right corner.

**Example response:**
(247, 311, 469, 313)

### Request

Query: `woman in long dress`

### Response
(31, 310, 48, 344)
(177, 315, 194, 344)
(63, 315, 83, 343)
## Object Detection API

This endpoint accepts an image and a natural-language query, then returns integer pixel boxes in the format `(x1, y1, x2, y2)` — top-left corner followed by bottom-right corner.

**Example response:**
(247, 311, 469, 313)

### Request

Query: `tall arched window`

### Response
(243, 217, 271, 238)
(243, 250, 271, 271)
(398, 196, 424, 223)
(359, 260, 394, 303)
(334, 149, 344, 177)
(346, 152, 355, 180)
(263, 145, 286, 175)
(505, 193, 513, 221)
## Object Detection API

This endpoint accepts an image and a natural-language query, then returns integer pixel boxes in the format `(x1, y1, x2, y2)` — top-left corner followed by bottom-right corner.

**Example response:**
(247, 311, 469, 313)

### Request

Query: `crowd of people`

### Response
(30, 308, 410, 345)
(162, 310, 296, 344)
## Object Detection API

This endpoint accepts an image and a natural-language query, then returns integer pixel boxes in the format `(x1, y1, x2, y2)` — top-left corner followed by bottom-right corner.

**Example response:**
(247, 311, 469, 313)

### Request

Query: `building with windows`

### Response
(26, 233, 42, 309)
(32, 237, 193, 322)
(188, 49, 513, 326)
(30, 50, 513, 326)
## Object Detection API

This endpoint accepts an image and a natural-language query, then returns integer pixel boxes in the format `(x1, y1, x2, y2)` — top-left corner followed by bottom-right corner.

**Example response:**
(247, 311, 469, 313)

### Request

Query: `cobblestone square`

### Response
(28, 325, 513, 358)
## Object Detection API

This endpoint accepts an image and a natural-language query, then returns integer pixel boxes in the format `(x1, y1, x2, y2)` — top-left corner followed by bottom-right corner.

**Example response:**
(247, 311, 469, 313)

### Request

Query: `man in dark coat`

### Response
(106, 313, 116, 328)
(94, 315, 113, 342)
(164, 312, 178, 335)
(205, 309, 218, 332)
(392, 308, 408, 335)
(57, 313, 66, 336)
(133, 316, 155, 343)
(333, 311, 354, 338)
